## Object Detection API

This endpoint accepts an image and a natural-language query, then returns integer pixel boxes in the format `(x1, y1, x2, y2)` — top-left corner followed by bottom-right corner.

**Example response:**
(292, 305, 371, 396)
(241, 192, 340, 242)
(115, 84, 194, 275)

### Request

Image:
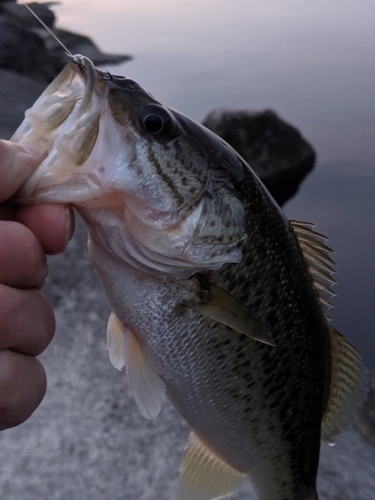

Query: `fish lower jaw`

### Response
(17, 172, 106, 206)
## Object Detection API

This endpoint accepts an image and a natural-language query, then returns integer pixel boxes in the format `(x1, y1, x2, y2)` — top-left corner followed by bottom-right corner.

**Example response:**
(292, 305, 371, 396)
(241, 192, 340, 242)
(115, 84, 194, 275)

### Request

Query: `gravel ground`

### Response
(0, 217, 374, 500)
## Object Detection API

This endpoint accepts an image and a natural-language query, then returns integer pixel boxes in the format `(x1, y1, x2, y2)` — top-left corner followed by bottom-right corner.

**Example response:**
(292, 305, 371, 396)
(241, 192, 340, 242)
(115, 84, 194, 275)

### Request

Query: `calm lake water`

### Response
(57, 0, 375, 366)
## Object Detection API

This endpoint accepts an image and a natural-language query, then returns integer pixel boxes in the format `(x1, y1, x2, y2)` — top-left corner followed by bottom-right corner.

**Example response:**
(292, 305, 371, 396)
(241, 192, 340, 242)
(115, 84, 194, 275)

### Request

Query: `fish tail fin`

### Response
(321, 326, 368, 442)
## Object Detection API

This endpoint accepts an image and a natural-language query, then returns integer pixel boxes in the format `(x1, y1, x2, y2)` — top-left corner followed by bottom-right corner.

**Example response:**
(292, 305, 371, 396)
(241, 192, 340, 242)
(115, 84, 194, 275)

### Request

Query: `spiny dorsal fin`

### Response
(321, 326, 368, 442)
(177, 432, 244, 500)
(290, 220, 336, 316)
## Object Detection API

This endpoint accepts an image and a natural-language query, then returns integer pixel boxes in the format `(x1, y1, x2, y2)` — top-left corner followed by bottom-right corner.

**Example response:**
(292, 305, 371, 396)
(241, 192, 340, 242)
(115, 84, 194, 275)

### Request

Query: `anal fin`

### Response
(177, 432, 244, 500)
(106, 312, 165, 419)
(321, 326, 368, 442)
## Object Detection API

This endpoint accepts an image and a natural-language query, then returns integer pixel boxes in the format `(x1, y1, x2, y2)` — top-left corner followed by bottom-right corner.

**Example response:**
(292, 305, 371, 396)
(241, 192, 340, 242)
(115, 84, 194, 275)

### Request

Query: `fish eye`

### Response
(139, 104, 173, 137)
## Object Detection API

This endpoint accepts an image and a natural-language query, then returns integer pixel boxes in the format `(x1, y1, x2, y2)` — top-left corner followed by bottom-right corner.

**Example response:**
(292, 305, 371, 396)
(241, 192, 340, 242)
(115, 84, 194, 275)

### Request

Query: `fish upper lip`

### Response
(72, 54, 97, 81)
(70, 55, 102, 110)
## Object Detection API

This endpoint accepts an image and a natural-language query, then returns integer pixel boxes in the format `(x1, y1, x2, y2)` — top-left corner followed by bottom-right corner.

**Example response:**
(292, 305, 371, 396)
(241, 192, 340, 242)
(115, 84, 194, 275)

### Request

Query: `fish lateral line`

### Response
(20, 0, 74, 59)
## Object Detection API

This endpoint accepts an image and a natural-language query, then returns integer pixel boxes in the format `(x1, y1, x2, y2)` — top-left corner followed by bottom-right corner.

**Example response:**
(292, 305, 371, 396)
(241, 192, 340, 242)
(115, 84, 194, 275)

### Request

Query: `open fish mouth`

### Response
(13, 55, 120, 205)
(13, 55, 247, 274)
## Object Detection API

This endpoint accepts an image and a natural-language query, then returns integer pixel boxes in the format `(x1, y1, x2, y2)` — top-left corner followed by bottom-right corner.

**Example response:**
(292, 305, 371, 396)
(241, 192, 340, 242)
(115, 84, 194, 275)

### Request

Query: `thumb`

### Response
(0, 140, 45, 203)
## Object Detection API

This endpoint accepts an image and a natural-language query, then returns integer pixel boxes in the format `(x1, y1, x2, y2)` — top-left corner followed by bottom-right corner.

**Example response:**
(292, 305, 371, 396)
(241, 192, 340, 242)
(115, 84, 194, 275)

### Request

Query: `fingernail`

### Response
(65, 205, 75, 246)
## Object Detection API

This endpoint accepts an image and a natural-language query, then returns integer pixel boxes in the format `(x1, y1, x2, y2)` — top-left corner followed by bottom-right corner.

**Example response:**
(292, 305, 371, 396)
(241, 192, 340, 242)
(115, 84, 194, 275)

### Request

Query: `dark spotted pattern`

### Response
(103, 70, 329, 499)
(144, 160, 329, 499)
(208, 165, 328, 497)
(13, 57, 335, 500)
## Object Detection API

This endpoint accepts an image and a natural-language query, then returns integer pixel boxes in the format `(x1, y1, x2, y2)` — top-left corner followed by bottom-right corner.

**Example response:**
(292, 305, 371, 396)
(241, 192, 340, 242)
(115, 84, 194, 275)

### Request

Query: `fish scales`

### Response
(163, 169, 328, 497)
(12, 55, 367, 500)
(86, 166, 327, 499)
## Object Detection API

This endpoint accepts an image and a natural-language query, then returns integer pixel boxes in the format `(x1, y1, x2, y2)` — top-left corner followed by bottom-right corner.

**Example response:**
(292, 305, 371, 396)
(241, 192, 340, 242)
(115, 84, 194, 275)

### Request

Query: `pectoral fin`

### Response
(186, 277, 275, 347)
(106, 312, 165, 419)
(107, 311, 127, 370)
(177, 432, 244, 500)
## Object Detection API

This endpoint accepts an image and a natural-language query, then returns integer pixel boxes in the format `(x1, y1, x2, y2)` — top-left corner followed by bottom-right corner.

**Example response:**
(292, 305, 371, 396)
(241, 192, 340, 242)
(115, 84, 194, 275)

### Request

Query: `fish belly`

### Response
(88, 233, 322, 500)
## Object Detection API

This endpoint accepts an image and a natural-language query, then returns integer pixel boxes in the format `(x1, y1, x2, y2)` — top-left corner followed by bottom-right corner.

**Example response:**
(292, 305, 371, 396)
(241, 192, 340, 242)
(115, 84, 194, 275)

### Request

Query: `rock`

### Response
(42, 28, 132, 77)
(202, 109, 316, 206)
(1, 1, 56, 28)
(0, 68, 47, 139)
(0, 1, 132, 85)
(0, 19, 56, 82)
(0, 1, 132, 138)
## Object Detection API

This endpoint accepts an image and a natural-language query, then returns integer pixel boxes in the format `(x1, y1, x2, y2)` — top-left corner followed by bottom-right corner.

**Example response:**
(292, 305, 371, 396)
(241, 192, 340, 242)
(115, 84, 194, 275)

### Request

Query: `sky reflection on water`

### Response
(58, 0, 375, 164)
(57, 0, 375, 365)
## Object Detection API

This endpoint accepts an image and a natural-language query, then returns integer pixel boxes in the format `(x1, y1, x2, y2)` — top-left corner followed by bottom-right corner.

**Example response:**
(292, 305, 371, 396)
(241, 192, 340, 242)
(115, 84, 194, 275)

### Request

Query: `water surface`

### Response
(57, 0, 375, 365)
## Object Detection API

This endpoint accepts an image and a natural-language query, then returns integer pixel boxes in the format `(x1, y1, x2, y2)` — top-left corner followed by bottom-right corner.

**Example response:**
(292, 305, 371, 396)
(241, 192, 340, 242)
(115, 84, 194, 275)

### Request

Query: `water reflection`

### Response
(58, 0, 375, 164)
(56, 0, 375, 364)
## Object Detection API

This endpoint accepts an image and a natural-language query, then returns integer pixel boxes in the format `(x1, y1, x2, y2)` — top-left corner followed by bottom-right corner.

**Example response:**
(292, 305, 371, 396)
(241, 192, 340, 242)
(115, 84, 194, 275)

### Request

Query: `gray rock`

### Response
(1, 1, 56, 29)
(202, 109, 316, 205)
(0, 19, 56, 82)
(0, 1, 131, 84)
(42, 28, 132, 77)
(0, 68, 47, 140)
(0, 1, 132, 139)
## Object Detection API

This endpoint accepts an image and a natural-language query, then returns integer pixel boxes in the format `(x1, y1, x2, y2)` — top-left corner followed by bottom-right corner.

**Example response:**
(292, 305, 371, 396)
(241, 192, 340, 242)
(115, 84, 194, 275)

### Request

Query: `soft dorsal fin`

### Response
(106, 312, 165, 419)
(321, 326, 368, 442)
(290, 222, 368, 439)
(290, 220, 336, 315)
(177, 432, 244, 500)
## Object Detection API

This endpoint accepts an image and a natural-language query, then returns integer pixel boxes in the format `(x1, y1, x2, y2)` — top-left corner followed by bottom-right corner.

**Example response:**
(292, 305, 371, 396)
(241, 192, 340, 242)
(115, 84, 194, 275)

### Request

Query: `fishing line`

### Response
(20, 0, 74, 58)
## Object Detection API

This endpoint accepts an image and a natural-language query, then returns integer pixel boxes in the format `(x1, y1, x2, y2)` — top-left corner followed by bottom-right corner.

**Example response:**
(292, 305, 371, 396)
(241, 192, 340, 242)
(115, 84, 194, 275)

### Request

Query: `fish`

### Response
(12, 54, 367, 500)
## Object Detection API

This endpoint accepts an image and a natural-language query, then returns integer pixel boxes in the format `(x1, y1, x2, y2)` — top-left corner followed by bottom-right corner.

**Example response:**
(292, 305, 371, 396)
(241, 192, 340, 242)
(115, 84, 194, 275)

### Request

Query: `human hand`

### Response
(0, 139, 74, 430)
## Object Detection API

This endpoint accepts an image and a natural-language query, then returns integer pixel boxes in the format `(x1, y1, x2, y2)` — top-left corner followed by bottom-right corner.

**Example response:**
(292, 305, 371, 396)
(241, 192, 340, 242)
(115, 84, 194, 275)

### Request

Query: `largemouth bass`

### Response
(13, 55, 367, 500)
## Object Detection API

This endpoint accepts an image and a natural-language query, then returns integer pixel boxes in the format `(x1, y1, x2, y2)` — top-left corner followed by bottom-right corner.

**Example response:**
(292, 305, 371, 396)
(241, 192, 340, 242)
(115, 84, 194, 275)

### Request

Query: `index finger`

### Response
(0, 140, 45, 203)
